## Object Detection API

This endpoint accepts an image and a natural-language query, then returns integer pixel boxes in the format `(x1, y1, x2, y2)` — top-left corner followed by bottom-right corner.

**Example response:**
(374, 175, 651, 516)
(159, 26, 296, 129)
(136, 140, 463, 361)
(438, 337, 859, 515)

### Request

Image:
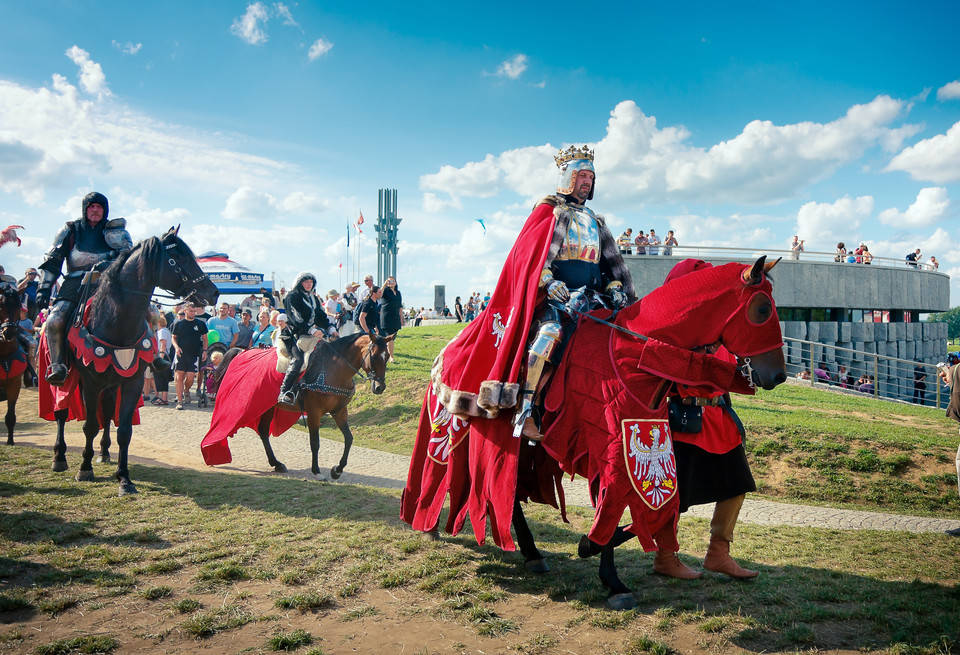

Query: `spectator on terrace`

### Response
(647, 229, 661, 255)
(789, 235, 804, 260)
(618, 228, 633, 255)
(927, 256, 940, 271)
(634, 230, 647, 255)
(837, 364, 853, 388)
(663, 230, 678, 256)
(858, 375, 875, 394)
(813, 362, 832, 382)
(796, 369, 811, 380)
(906, 248, 922, 268)
(835, 242, 846, 262)
(860, 245, 873, 264)
(914, 364, 927, 404)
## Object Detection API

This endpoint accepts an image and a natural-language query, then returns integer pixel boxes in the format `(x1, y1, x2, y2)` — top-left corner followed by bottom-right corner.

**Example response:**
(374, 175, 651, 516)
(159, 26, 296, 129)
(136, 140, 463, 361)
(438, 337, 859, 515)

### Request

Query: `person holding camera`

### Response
(789, 235, 804, 260)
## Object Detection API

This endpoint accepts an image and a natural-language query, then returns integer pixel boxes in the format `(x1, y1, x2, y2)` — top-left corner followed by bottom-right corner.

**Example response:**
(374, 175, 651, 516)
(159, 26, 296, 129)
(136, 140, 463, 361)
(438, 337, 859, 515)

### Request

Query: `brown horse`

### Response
(208, 331, 393, 479)
(0, 282, 27, 444)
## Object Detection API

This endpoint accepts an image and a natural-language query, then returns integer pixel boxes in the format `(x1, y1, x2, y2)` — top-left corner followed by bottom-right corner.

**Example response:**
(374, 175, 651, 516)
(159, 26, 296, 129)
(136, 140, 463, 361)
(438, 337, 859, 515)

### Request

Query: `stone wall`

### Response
(781, 320, 949, 401)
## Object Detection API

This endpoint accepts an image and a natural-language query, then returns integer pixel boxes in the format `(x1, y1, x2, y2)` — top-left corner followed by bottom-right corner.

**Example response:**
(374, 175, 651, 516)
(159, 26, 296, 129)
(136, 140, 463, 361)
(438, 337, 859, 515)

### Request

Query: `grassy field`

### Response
(313, 324, 960, 518)
(1, 323, 959, 654)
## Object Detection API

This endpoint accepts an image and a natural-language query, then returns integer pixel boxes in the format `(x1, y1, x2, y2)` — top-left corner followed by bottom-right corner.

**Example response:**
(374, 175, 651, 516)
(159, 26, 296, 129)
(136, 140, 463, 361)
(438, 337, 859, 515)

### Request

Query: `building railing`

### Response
(624, 245, 943, 272)
(783, 336, 948, 408)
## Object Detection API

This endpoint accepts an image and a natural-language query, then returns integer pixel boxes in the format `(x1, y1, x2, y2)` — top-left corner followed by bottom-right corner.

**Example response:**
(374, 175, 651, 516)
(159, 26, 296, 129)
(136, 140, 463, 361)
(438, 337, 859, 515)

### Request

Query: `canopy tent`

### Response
(197, 252, 272, 296)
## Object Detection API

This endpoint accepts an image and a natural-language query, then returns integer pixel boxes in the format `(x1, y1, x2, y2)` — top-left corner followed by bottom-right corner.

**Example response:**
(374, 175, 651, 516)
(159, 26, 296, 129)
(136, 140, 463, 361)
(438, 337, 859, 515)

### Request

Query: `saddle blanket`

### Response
(201, 348, 302, 466)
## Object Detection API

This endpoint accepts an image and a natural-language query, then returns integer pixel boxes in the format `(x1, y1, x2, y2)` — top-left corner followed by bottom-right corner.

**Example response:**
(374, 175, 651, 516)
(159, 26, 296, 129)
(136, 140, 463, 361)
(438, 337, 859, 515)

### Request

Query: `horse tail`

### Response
(210, 347, 244, 395)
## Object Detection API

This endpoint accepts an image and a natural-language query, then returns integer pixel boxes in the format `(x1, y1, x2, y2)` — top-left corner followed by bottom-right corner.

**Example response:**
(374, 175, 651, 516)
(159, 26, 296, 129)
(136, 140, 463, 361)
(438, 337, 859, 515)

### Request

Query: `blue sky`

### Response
(2, 1, 960, 308)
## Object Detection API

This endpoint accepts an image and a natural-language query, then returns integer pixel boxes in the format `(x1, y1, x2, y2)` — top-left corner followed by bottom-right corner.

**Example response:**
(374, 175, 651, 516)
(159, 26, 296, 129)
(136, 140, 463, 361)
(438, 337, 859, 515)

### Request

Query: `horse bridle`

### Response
(159, 236, 212, 304)
(319, 336, 386, 385)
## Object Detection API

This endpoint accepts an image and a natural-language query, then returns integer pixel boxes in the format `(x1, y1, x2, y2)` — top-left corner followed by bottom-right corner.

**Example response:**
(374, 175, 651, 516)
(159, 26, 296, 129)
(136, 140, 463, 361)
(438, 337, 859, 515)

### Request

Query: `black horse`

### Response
(0, 282, 27, 444)
(46, 227, 219, 495)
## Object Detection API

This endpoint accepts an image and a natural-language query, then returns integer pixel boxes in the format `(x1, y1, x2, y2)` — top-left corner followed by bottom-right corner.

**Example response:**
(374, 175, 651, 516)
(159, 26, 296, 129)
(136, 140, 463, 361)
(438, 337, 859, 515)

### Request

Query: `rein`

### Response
(317, 336, 385, 384)
(114, 237, 211, 302)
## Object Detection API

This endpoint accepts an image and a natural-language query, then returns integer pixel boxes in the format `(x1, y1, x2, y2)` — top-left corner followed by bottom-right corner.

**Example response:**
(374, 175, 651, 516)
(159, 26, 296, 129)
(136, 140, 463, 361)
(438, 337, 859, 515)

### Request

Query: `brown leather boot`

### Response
(703, 536, 759, 578)
(653, 550, 702, 579)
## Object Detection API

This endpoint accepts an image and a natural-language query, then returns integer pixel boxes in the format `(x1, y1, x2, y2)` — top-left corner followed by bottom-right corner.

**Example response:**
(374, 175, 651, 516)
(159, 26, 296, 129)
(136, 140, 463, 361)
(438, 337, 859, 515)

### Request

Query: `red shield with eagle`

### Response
(620, 418, 677, 511)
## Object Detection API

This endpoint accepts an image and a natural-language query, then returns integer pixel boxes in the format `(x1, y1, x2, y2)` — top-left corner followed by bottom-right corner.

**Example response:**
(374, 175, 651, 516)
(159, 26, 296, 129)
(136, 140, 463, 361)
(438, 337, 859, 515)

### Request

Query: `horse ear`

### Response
(742, 255, 767, 285)
(763, 256, 781, 276)
(384, 333, 396, 343)
(174, 224, 181, 236)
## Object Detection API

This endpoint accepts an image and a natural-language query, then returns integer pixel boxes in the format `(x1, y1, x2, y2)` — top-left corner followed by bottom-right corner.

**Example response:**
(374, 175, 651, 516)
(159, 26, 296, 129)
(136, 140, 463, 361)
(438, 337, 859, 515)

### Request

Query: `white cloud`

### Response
(878, 187, 950, 227)
(420, 97, 914, 209)
(0, 75, 298, 204)
(231, 2, 270, 45)
(496, 54, 527, 80)
(794, 195, 874, 251)
(274, 2, 298, 26)
(937, 80, 960, 101)
(65, 46, 110, 98)
(307, 38, 333, 61)
(222, 186, 281, 221)
(111, 40, 143, 56)
(886, 120, 960, 183)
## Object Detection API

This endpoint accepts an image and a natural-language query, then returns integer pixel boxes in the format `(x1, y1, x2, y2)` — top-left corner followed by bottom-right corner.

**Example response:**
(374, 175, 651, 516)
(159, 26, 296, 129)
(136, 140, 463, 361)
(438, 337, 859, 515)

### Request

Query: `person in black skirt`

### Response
(379, 277, 403, 363)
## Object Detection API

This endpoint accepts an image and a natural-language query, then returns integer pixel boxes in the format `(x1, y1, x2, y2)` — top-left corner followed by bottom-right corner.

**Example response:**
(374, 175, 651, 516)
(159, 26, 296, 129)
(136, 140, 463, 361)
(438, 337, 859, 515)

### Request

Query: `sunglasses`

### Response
(178, 313, 185, 317)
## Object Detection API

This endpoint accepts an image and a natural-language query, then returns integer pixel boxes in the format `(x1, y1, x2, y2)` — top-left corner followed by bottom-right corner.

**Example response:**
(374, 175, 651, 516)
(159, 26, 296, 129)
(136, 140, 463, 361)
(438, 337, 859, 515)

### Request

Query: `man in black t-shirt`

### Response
(171, 304, 208, 410)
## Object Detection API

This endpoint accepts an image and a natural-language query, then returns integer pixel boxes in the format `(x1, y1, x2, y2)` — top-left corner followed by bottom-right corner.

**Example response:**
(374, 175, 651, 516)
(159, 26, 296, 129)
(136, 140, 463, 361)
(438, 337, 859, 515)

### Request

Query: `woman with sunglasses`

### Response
(379, 277, 402, 363)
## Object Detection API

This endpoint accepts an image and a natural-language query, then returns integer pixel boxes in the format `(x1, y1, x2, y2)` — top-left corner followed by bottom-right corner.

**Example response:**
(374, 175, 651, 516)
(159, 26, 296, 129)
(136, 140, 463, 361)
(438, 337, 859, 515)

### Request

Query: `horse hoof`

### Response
(607, 592, 636, 611)
(96, 455, 111, 464)
(425, 529, 441, 542)
(52, 460, 69, 472)
(330, 465, 343, 480)
(524, 558, 550, 574)
(5, 439, 12, 446)
(75, 470, 95, 482)
(273, 463, 287, 473)
(314, 472, 328, 482)
(118, 482, 138, 496)
(578, 535, 601, 559)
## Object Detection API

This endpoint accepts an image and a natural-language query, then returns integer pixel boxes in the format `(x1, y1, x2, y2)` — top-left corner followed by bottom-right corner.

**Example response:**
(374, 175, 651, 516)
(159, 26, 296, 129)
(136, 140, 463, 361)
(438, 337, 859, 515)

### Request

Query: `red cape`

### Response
(200, 348, 302, 466)
(37, 335, 142, 426)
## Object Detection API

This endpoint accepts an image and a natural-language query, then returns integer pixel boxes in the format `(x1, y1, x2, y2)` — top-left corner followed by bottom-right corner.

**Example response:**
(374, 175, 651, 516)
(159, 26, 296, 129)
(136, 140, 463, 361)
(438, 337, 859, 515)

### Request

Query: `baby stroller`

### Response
(197, 341, 230, 408)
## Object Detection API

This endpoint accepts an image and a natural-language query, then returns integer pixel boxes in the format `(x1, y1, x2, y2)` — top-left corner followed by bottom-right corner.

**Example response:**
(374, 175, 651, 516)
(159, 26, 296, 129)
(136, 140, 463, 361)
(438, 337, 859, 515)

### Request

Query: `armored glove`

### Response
(609, 287, 628, 309)
(35, 287, 51, 310)
(546, 279, 570, 303)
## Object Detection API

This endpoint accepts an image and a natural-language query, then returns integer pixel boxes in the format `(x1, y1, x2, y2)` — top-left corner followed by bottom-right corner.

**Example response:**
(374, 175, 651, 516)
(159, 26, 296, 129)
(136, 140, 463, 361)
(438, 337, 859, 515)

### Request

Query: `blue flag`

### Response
(476, 218, 486, 234)
(346, 223, 350, 248)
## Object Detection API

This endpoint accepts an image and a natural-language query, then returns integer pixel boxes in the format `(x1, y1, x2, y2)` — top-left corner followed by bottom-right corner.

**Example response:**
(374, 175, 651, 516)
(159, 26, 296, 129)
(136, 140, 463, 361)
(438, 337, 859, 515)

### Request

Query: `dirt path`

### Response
(10, 388, 960, 534)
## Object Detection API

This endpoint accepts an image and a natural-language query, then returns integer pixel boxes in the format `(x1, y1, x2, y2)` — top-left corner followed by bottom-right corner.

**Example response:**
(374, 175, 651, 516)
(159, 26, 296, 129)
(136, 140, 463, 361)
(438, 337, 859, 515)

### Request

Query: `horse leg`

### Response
(258, 408, 286, 472)
(599, 542, 636, 611)
(513, 499, 549, 573)
(97, 390, 115, 463)
(52, 409, 69, 472)
(306, 410, 326, 481)
(329, 405, 353, 480)
(4, 383, 18, 445)
(578, 525, 634, 559)
(112, 378, 142, 495)
(76, 390, 100, 483)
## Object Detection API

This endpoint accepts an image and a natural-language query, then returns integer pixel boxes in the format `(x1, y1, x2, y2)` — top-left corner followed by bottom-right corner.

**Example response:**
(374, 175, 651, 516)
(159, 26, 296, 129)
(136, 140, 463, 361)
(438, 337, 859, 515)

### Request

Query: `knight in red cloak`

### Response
(402, 145, 634, 547)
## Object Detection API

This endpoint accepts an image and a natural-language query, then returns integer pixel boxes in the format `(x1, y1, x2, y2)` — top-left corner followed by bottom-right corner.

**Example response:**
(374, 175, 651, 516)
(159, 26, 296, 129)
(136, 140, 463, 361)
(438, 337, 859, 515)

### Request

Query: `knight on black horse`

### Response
(35, 192, 168, 384)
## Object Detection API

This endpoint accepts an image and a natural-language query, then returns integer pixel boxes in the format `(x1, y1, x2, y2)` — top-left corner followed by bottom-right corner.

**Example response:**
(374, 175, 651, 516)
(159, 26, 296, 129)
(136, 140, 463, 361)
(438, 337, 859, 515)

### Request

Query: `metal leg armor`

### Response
(513, 315, 563, 440)
(277, 341, 304, 406)
(44, 301, 75, 386)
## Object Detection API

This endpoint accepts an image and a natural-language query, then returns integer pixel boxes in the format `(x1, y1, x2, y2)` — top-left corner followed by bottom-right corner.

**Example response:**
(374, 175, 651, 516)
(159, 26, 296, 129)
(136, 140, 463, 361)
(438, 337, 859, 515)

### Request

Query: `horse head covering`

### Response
(636, 258, 782, 357)
(292, 271, 316, 291)
(82, 192, 109, 221)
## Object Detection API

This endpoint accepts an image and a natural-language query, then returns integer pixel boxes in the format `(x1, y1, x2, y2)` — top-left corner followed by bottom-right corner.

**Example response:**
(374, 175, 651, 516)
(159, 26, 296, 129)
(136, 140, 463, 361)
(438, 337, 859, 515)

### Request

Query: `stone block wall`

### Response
(781, 320, 949, 403)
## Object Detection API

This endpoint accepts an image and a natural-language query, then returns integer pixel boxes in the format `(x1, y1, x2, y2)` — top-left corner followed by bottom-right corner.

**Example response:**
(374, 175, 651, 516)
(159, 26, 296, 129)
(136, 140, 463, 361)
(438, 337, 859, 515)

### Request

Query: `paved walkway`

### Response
(12, 389, 960, 535)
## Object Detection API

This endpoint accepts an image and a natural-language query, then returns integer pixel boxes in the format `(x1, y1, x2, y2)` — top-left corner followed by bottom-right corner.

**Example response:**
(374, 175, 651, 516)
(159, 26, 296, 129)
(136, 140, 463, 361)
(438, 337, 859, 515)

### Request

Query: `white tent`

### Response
(196, 252, 272, 296)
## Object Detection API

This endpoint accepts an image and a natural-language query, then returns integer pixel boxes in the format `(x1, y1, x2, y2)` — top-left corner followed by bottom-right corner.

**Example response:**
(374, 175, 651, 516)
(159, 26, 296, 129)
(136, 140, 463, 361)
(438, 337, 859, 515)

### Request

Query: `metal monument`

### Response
(376, 189, 401, 283)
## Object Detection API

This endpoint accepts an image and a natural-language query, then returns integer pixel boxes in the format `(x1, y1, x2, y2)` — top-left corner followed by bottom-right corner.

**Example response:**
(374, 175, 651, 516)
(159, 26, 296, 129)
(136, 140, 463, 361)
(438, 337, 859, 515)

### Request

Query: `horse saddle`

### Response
(275, 335, 320, 374)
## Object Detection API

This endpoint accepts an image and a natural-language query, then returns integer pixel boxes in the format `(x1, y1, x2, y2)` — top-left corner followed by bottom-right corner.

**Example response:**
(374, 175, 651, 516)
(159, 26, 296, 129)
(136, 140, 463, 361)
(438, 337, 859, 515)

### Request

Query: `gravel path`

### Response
(12, 389, 960, 534)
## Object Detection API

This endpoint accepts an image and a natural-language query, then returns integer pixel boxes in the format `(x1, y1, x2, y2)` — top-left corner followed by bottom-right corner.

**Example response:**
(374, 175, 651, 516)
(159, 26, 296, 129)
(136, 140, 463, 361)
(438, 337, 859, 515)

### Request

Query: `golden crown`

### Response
(554, 145, 595, 167)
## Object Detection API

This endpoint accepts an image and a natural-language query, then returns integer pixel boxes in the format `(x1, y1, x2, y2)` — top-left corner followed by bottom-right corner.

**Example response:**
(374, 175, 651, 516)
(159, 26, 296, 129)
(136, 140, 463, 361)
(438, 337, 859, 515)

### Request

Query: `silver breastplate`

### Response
(66, 248, 108, 273)
(556, 206, 601, 263)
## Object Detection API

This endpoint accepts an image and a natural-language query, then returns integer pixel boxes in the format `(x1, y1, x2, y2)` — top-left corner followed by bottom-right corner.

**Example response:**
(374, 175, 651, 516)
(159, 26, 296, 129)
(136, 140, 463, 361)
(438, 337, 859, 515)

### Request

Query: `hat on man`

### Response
(328, 289, 339, 297)
(347, 281, 359, 289)
(241, 308, 252, 316)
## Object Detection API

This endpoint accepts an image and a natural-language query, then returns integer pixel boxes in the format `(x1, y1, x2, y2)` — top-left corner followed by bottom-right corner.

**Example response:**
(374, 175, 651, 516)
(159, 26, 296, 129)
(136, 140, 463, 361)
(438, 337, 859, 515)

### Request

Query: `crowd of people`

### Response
(616, 228, 678, 256)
